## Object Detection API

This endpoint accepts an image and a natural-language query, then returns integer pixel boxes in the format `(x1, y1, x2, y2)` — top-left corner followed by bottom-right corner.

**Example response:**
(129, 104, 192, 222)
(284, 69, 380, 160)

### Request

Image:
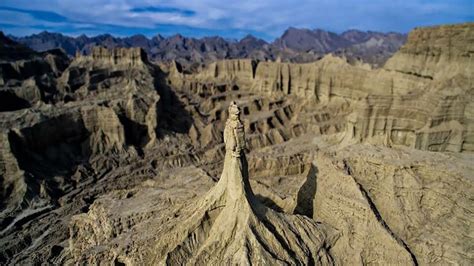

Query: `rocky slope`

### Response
(0, 39, 168, 263)
(135, 103, 336, 264)
(0, 23, 472, 265)
(0, 32, 70, 111)
(11, 28, 406, 67)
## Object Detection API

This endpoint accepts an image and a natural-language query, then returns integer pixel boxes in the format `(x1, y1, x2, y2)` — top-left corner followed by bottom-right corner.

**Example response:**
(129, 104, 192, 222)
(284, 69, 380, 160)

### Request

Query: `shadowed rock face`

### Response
(0, 34, 70, 111)
(0, 23, 473, 265)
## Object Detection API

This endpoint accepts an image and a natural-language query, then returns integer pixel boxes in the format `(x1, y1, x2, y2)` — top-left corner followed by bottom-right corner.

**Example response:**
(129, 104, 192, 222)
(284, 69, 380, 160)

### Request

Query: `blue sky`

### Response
(0, 0, 472, 40)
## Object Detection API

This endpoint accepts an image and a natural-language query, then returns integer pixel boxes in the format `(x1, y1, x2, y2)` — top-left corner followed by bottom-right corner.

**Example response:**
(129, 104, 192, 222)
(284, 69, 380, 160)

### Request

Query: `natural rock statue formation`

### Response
(150, 102, 335, 264)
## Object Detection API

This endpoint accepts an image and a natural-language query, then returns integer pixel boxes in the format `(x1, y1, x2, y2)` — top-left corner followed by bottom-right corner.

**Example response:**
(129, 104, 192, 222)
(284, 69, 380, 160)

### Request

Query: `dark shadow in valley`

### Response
(7, 114, 92, 202)
(152, 66, 194, 136)
(117, 114, 149, 156)
(255, 194, 284, 212)
(0, 91, 31, 112)
(293, 163, 318, 218)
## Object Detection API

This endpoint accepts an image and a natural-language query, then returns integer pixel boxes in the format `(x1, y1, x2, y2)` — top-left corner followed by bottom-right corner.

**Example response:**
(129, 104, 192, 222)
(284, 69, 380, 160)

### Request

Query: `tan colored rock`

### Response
(337, 145, 474, 265)
(90, 47, 148, 66)
(174, 23, 474, 152)
(311, 154, 415, 265)
(80, 106, 126, 155)
(149, 102, 336, 264)
(1, 24, 474, 265)
(0, 132, 27, 216)
(384, 23, 474, 80)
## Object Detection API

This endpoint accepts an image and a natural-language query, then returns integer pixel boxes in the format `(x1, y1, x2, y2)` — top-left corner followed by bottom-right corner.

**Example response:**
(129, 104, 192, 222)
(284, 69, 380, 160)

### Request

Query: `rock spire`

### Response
(150, 102, 336, 264)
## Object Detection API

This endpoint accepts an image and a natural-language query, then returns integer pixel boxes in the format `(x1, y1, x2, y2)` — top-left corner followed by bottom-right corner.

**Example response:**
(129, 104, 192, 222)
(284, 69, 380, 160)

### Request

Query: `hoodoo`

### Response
(151, 102, 335, 264)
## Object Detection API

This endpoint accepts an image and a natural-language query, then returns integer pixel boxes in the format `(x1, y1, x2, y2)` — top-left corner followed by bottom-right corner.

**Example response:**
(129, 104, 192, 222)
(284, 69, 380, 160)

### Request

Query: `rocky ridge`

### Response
(11, 28, 407, 68)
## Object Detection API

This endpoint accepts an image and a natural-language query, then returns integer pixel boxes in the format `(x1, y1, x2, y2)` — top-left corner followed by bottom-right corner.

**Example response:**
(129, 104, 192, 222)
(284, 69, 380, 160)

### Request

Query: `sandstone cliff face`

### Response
(57, 47, 161, 148)
(81, 106, 126, 155)
(172, 23, 473, 152)
(89, 46, 149, 66)
(385, 23, 474, 80)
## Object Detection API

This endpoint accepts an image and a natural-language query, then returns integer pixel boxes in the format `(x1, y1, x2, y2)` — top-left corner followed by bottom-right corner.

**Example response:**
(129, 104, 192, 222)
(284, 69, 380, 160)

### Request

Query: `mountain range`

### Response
(10, 28, 406, 68)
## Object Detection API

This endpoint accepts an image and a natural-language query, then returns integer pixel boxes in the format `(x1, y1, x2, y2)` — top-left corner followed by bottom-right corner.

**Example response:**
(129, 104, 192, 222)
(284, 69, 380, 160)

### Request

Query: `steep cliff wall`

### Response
(90, 47, 148, 66)
(170, 23, 473, 152)
(384, 23, 474, 80)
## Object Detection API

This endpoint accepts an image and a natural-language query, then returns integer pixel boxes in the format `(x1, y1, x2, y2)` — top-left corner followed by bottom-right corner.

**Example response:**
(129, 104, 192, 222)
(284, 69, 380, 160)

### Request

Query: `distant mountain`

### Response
(334, 31, 407, 66)
(10, 28, 406, 67)
(0, 31, 37, 61)
(273, 27, 351, 52)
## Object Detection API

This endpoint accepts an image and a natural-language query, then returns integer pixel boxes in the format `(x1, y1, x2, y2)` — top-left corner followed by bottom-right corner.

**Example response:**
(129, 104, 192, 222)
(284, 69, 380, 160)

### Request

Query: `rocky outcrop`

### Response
(89, 46, 148, 66)
(151, 102, 336, 264)
(384, 23, 474, 80)
(337, 145, 474, 265)
(0, 43, 171, 264)
(308, 153, 416, 265)
(81, 106, 126, 155)
(0, 132, 26, 217)
(56, 46, 162, 148)
(0, 35, 70, 109)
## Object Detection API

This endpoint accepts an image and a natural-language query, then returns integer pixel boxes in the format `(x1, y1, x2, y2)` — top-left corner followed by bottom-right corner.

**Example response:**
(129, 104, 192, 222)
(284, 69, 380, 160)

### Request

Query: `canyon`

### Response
(0, 22, 473, 265)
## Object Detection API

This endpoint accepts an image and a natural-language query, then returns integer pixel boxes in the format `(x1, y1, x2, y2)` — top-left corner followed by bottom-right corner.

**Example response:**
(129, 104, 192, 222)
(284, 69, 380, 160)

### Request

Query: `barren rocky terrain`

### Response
(0, 22, 473, 265)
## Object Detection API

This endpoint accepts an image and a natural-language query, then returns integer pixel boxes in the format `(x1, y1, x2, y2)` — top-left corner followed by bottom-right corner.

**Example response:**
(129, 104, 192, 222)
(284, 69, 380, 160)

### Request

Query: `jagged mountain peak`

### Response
(11, 27, 406, 67)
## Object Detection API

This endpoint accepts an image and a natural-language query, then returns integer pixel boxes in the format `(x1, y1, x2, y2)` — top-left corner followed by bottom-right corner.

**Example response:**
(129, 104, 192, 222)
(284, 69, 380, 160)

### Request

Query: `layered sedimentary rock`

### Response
(170, 23, 473, 152)
(384, 23, 474, 79)
(0, 34, 70, 110)
(89, 46, 148, 66)
(1, 23, 473, 265)
(69, 103, 337, 265)
(0, 44, 167, 263)
(58, 46, 162, 148)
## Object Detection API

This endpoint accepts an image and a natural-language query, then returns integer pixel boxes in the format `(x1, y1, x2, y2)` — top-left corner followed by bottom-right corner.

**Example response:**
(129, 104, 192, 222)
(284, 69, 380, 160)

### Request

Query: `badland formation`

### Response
(0, 23, 473, 264)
